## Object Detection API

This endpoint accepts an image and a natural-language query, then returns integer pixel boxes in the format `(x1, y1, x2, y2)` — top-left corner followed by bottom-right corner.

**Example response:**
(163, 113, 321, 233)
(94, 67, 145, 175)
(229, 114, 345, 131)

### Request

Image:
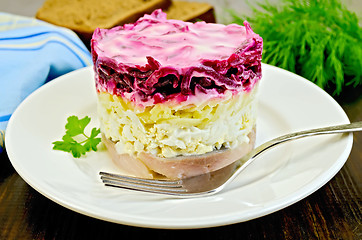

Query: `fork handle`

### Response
(255, 121, 362, 158)
(232, 121, 362, 181)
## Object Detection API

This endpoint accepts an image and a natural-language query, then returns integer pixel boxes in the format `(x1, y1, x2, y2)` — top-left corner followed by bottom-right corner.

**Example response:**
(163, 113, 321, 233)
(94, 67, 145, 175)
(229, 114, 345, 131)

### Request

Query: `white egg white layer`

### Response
(98, 87, 258, 158)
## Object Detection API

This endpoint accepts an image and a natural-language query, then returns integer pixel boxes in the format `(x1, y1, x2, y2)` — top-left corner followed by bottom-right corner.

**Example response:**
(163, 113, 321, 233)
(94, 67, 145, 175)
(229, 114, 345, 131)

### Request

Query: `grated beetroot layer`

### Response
(91, 10, 263, 107)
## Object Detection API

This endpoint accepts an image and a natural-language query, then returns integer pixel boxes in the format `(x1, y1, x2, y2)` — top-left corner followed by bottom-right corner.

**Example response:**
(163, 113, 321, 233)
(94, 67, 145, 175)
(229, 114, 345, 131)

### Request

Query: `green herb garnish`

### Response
(53, 116, 101, 158)
(231, 0, 361, 95)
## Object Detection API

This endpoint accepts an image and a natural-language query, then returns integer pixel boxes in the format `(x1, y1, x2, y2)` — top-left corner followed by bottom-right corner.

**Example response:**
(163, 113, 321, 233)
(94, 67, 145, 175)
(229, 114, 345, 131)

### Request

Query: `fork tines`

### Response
(99, 172, 188, 194)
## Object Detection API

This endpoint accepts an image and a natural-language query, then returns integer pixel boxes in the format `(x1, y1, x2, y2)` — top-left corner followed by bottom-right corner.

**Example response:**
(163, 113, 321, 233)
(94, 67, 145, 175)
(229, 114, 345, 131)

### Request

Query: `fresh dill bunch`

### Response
(231, 0, 361, 95)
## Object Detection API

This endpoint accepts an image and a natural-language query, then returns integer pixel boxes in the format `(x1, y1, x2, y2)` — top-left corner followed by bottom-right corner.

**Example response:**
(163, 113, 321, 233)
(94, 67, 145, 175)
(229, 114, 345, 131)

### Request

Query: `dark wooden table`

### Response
(0, 87, 361, 239)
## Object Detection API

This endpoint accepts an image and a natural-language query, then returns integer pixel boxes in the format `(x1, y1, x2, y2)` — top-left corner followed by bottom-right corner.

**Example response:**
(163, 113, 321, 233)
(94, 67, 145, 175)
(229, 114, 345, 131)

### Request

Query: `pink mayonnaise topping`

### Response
(91, 9, 263, 107)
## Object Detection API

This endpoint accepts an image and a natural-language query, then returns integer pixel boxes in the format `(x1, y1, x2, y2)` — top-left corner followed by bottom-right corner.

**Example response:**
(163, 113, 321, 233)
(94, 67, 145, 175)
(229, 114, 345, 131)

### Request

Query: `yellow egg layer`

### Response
(98, 89, 258, 158)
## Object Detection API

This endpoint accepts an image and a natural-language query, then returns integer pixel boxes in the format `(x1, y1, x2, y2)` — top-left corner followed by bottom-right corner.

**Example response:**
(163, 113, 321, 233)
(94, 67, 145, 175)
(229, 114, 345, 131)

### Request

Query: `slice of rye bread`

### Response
(35, 0, 172, 44)
(36, 0, 216, 46)
(166, 1, 215, 23)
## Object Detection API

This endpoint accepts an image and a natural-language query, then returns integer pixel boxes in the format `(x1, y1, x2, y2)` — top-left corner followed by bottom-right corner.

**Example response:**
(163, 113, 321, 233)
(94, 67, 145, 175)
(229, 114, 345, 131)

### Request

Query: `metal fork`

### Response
(100, 121, 362, 197)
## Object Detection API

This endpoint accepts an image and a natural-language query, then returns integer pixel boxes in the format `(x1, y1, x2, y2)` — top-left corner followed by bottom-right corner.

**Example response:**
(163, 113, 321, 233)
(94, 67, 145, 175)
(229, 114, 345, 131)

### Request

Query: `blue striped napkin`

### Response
(0, 13, 92, 153)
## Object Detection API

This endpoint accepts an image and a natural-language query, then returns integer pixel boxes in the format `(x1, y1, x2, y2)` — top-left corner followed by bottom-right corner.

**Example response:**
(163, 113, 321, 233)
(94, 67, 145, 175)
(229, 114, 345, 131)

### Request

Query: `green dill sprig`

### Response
(231, 0, 361, 95)
(52, 116, 101, 158)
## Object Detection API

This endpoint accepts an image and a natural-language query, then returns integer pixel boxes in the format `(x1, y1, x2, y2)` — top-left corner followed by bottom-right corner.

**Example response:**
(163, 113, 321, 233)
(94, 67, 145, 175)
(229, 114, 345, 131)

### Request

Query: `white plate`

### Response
(5, 64, 352, 229)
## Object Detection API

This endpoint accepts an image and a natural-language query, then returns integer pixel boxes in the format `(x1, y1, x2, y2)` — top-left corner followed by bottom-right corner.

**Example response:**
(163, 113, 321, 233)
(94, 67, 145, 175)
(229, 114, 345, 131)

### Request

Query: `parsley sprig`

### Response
(231, 0, 361, 95)
(53, 116, 101, 158)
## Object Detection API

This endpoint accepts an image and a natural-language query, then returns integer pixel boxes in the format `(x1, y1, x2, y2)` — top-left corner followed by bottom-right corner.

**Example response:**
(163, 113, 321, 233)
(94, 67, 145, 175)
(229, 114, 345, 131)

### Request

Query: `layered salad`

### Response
(91, 10, 263, 179)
